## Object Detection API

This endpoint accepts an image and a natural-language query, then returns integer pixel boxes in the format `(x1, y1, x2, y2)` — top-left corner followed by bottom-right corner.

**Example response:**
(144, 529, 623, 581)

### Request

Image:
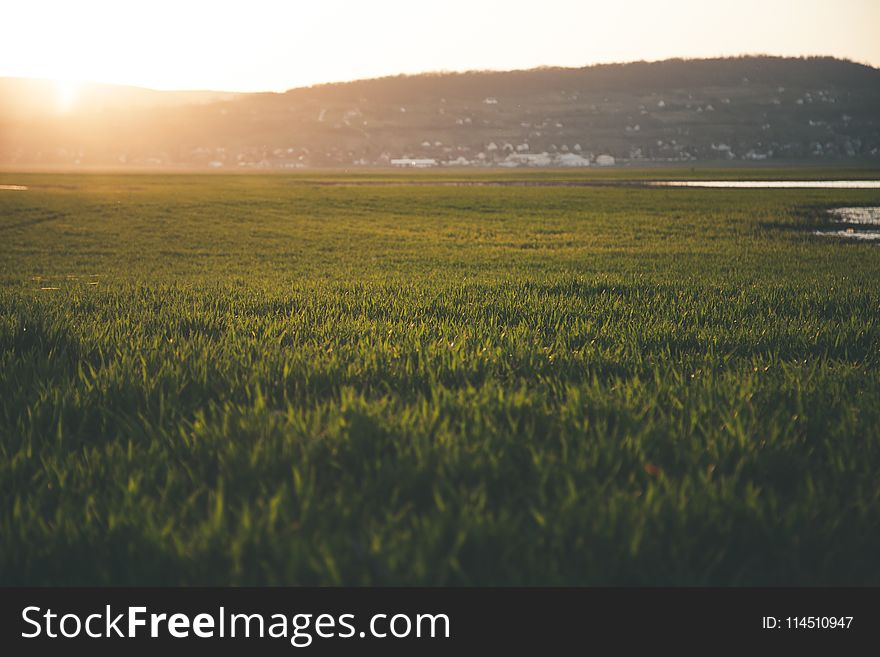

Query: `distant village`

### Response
(199, 143, 618, 170)
(5, 73, 879, 169)
(148, 87, 877, 169)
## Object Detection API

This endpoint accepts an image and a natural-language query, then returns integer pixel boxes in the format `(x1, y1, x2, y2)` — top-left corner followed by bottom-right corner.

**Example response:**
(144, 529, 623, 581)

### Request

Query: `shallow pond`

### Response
(815, 207, 880, 241)
(650, 180, 880, 189)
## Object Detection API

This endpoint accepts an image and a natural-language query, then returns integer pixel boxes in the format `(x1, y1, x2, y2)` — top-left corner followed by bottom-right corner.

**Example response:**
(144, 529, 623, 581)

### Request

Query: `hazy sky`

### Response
(2, 0, 879, 92)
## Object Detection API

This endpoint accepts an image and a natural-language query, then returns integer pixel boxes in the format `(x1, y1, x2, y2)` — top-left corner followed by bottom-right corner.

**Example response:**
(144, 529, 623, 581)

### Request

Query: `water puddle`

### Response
(827, 207, 880, 225)
(814, 207, 880, 241)
(815, 229, 880, 241)
(650, 181, 880, 189)
(309, 179, 880, 189)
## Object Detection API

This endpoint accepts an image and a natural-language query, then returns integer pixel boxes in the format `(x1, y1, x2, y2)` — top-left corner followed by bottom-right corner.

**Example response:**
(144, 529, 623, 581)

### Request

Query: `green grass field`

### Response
(1, 171, 879, 585)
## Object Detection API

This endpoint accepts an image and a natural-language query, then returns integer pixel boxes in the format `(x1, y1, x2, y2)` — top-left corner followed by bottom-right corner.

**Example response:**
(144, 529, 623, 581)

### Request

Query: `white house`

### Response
(595, 154, 615, 166)
(556, 153, 591, 167)
(390, 158, 437, 168)
(506, 152, 552, 167)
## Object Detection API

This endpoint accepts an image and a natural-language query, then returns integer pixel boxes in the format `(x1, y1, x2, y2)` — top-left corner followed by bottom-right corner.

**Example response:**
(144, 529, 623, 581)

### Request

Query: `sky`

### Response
(1, 0, 879, 92)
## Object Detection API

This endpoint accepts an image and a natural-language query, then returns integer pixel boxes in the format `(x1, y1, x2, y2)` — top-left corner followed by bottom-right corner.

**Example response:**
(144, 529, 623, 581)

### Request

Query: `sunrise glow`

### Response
(52, 79, 80, 113)
(1, 0, 879, 92)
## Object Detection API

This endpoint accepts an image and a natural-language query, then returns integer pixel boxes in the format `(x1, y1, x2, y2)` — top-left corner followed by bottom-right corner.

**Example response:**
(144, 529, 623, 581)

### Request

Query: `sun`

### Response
(53, 79, 80, 113)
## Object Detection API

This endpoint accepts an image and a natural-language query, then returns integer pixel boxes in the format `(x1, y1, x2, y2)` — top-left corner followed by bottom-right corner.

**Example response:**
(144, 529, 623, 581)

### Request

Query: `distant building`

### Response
(595, 154, 615, 166)
(556, 153, 591, 167)
(505, 152, 552, 167)
(390, 158, 437, 168)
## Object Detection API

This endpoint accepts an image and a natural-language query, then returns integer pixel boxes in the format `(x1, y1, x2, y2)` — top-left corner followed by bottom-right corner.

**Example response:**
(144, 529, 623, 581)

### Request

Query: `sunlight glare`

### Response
(54, 79, 79, 113)
(0, 0, 878, 92)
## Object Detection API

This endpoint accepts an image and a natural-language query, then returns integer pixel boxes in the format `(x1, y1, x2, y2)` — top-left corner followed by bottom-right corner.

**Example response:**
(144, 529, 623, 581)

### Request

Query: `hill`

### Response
(2, 56, 879, 168)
